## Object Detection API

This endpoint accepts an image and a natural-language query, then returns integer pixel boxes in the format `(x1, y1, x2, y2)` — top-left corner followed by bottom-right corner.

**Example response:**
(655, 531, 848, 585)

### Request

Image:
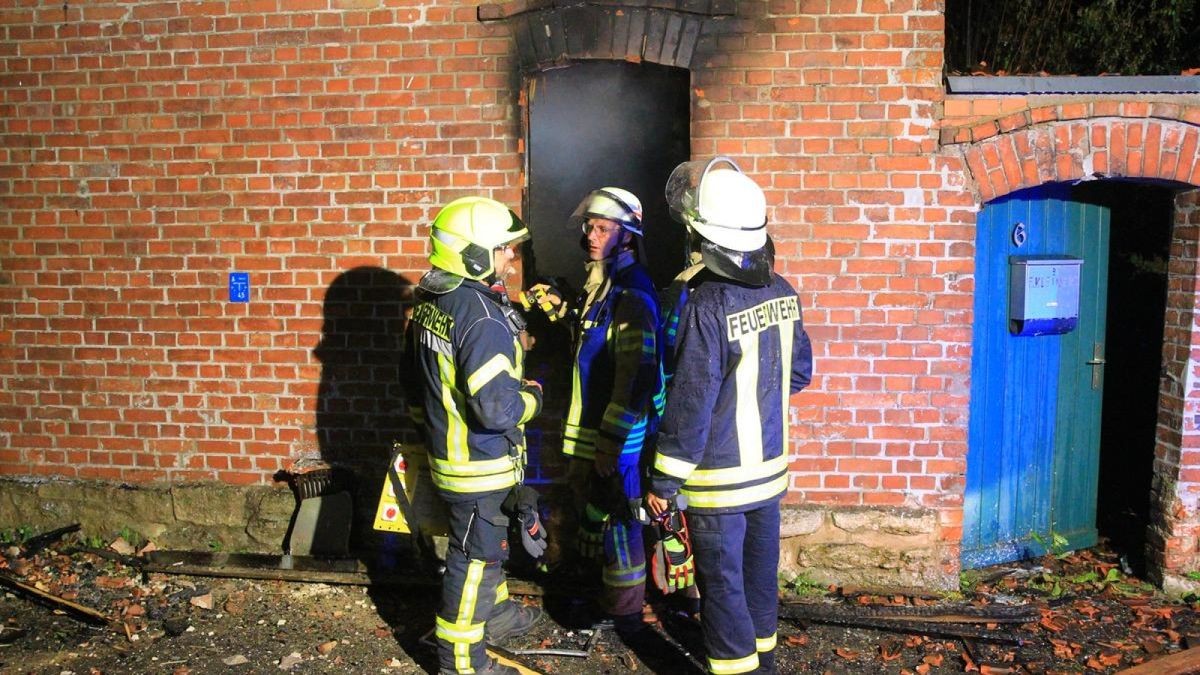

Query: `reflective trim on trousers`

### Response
(708, 653, 759, 674)
(690, 505, 781, 675)
(435, 615, 485, 643)
(437, 493, 508, 674)
(603, 561, 646, 588)
(756, 633, 776, 652)
(600, 464, 647, 616)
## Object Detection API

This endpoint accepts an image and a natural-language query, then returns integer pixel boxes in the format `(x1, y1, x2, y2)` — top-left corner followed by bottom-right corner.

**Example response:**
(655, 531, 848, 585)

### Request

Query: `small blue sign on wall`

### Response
(229, 272, 250, 303)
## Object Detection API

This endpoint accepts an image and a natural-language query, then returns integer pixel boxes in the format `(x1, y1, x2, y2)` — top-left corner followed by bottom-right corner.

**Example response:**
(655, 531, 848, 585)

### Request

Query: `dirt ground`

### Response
(2, 532, 1200, 674)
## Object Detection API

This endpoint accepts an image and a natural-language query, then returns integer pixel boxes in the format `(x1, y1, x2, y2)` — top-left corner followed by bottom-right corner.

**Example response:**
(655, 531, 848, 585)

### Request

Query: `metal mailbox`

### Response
(1008, 255, 1082, 336)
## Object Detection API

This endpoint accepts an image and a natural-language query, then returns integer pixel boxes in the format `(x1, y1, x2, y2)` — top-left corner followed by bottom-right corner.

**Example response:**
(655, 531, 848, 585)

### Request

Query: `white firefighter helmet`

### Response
(568, 187, 644, 237)
(665, 157, 767, 252)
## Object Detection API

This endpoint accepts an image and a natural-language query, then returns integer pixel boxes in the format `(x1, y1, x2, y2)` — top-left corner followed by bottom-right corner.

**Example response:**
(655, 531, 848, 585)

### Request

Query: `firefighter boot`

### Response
(486, 601, 545, 644)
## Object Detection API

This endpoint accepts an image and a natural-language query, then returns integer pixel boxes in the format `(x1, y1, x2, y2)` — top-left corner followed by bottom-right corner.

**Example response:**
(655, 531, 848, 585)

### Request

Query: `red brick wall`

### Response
(0, 0, 961, 511)
(12, 0, 1200, 581)
(0, 0, 966, 527)
(688, 1, 961, 523)
(0, 0, 524, 484)
(1152, 188, 1200, 582)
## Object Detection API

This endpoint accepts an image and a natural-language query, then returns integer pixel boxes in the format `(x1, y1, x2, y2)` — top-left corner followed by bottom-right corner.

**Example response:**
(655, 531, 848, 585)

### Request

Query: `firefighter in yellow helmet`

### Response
(405, 196, 547, 675)
(648, 159, 813, 675)
(523, 187, 674, 639)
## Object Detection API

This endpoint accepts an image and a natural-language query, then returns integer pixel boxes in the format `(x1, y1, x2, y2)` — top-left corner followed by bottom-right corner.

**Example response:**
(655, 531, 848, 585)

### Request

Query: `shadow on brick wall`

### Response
(310, 266, 414, 557)
(311, 265, 446, 669)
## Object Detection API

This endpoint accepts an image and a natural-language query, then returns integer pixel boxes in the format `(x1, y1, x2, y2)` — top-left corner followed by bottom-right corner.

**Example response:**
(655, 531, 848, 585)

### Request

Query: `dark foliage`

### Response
(945, 0, 1200, 75)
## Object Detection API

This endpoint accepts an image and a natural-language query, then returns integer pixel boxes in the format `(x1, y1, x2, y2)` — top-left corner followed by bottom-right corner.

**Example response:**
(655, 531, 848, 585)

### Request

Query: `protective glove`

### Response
(577, 502, 608, 561)
(503, 485, 548, 560)
(650, 510, 695, 594)
(519, 281, 569, 322)
(516, 507, 548, 560)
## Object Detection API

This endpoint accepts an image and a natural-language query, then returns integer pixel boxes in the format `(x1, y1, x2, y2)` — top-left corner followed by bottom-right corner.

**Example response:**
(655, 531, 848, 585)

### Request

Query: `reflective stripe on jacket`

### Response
(408, 278, 540, 498)
(562, 256, 664, 462)
(651, 269, 813, 514)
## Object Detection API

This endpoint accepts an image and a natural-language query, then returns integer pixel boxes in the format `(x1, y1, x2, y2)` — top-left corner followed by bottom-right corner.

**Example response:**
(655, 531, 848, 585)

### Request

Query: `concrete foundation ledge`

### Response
(0, 477, 295, 553)
(778, 504, 957, 592)
(0, 478, 957, 592)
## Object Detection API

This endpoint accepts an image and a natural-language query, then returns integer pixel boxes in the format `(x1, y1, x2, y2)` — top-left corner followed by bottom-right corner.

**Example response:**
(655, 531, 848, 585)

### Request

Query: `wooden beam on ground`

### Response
(1117, 646, 1200, 674)
(19, 523, 80, 557)
(780, 603, 1030, 645)
(0, 570, 110, 625)
(141, 550, 549, 596)
(781, 600, 1040, 625)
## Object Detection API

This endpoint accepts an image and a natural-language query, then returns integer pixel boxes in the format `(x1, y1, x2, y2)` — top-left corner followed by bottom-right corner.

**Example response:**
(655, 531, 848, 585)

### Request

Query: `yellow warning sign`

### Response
(372, 445, 415, 534)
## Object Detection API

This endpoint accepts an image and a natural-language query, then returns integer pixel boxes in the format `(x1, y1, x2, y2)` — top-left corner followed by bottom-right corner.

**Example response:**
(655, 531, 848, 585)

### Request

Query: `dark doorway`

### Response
(525, 60, 691, 291)
(1075, 181, 1174, 576)
(520, 59, 690, 494)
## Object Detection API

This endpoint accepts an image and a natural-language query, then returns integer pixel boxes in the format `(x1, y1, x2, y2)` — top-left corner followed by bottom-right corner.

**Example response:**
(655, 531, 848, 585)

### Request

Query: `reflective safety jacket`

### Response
(406, 276, 542, 500)
(561, 254, 665, 463)
(651, 268, 813, 514)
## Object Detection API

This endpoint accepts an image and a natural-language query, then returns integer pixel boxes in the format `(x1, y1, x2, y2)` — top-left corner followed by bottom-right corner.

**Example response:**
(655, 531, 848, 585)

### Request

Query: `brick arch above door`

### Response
(941, 105, 1200, 201)
(478, 0, 733, 71)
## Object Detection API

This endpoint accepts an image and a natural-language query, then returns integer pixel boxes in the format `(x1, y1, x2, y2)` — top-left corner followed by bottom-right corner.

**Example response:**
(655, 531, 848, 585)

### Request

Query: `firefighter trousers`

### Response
(689, 503, 780, 675)
(435, 490, 515, 674)
(566, 458, 647, 618)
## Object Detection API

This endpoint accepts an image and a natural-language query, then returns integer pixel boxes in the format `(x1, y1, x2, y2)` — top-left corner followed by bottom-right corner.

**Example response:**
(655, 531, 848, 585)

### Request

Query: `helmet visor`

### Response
(568, 189, 643, 236)
(665, 157, 744, 225)
(665, 157, 767, 252)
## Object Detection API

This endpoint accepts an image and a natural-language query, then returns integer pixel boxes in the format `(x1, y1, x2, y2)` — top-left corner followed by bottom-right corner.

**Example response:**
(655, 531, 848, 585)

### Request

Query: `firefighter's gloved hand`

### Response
(593, 450, 617, 478)
(520, 282, 569, 322)
(577, 502, 608, 561)
(651, 510, 695, 594)
(516, 507, 548, 559)
(503, 486, 548, 560)
(594, 467, 636, 522)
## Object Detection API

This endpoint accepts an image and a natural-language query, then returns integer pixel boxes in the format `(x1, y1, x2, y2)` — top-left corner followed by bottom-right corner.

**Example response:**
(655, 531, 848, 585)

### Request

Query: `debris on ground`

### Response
(1, 527, 1199, 673)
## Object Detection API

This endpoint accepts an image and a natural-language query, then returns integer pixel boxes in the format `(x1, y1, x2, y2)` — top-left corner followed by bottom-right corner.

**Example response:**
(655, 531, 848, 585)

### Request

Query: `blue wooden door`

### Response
(963, 184, 1110, 569)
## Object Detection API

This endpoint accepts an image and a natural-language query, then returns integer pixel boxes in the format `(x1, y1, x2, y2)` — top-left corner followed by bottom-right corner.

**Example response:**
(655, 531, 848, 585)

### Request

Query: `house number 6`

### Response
(1011, 222, 1027, 247)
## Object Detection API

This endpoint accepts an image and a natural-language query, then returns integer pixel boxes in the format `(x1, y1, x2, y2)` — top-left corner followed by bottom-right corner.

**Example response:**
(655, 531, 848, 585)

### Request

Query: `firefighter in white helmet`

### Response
(648, 159, 814, 675)
(522, 187, 674, 639)
(404, 196, 548, 675)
